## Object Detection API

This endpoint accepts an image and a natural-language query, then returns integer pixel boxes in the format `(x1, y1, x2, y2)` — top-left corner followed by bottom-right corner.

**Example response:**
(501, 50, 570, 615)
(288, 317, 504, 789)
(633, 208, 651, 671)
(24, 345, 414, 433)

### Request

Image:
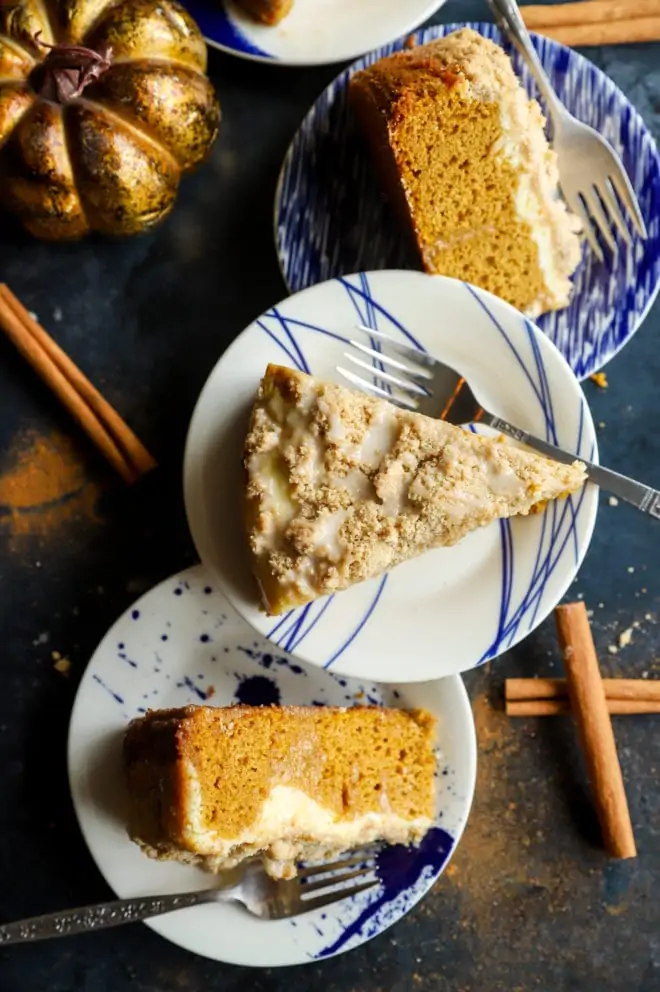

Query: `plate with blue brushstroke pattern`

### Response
(67, 565, 476, 966)
(182, 0, 447, 66)
(183, 269, 598, 683)
(275, 21, 660, 380)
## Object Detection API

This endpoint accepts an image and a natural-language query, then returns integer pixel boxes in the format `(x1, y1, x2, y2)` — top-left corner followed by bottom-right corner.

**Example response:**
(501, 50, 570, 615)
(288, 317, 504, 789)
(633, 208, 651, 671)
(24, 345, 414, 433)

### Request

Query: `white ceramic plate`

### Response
(183, 270, 598, 683)
(275, 22, 660, 378)
(183, 0, 447, 66)
(68, 565, 476, 967)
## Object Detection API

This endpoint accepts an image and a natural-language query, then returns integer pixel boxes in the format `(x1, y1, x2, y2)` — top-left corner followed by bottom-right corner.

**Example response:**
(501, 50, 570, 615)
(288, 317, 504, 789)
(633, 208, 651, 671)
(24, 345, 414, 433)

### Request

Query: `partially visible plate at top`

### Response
(68, 565, 476, 967)
(183, 269, 598, 683)
(275, 21, 660, 379)
(183, 0, 447, 66)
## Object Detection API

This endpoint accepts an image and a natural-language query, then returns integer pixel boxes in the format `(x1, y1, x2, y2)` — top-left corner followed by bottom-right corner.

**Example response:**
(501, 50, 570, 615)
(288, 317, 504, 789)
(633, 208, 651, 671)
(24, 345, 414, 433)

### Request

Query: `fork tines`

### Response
(338, 325, 434, 410)
(294, 848, 379, 913)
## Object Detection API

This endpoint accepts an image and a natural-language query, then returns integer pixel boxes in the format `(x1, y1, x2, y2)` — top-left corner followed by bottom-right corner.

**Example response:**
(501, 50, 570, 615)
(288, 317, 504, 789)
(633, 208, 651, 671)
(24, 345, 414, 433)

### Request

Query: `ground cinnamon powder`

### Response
(0, 428, 102, 543)
(443, 691, 573, 933)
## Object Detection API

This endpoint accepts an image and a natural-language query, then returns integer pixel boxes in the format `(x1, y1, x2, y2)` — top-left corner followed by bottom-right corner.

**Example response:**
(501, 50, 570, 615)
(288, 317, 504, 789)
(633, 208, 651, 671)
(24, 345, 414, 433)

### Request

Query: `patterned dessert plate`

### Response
(275, 21, 660, 379)
(183, 269, 598, 683)
(67, 565, 476, 966)
(183, 0, 447, 66)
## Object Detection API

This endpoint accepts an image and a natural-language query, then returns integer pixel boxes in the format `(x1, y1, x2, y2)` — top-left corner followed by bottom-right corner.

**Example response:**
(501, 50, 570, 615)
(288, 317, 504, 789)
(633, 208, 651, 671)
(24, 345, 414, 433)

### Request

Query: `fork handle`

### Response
(485, 414, 660, 517)
(0, 889, 219, 944)
(486, 0, 567, 130)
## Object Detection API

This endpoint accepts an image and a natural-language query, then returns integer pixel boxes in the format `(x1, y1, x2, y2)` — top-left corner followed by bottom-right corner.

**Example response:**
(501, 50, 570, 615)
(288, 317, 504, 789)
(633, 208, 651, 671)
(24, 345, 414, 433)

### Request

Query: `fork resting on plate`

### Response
(339, 327, 660, 518)
(487, 0, 647, 258)
(0, 852, 379, 943)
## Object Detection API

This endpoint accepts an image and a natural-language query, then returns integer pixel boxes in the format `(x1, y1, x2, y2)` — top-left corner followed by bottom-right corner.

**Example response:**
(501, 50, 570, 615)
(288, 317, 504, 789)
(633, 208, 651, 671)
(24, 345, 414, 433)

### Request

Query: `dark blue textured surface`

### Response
(0, 1, 659, 989)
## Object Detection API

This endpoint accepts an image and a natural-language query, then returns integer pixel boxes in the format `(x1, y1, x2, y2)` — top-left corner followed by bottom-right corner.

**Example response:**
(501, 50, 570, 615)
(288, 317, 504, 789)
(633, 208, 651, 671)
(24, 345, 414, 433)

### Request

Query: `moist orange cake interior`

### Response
(348, 28, 582, 317)
(124, 704, 437, 878)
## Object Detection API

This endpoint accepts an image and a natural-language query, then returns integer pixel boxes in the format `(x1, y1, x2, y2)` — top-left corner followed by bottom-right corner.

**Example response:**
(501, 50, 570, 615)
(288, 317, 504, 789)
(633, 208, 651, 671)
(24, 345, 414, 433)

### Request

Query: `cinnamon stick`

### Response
(506, 677, 660, 702)
(0, 287, 156, 484)
(508, 698, 660, 716)
(555, 602, 636, 859)
(535, 17, 660, 46)
(521, 0, 658, 28)
(0, 286, 156, 478)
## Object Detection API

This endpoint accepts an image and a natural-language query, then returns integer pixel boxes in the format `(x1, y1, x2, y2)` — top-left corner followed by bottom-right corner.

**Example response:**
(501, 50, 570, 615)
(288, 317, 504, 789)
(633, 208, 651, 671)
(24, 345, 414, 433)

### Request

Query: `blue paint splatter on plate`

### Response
(316, 828, 454, 958)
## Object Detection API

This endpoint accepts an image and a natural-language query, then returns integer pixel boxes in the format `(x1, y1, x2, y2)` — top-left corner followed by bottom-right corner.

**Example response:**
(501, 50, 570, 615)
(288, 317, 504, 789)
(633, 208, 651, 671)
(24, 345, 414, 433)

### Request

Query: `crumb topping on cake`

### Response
(244, 365, 586, 614)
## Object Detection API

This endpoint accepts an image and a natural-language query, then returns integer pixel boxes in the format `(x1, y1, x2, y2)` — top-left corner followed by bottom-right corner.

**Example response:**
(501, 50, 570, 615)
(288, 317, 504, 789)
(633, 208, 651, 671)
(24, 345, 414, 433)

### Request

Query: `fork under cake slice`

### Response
(244, 364, 587, 615)
(124, 704, 437, 879)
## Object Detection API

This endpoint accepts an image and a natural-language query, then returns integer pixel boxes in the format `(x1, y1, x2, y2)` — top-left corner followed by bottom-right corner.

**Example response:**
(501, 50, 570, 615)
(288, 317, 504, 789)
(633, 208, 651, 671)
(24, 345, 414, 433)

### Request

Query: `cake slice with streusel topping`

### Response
(244, 364, 586, 615)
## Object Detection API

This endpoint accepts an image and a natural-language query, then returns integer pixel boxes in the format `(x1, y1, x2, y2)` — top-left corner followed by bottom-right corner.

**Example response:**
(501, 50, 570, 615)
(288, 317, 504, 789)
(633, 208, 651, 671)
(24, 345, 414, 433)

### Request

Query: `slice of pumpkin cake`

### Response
(349, 28, 582, 317)
(124, 704, 437, 879)
(244, 364, 586, 615)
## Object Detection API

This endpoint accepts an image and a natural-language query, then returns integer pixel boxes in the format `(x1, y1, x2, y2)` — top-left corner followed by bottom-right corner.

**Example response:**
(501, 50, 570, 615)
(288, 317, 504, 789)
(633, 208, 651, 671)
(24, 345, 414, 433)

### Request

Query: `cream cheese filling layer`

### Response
(438, 29, 581, 315)
(179, 769, 432, 865)
(494, 89, 583, 316)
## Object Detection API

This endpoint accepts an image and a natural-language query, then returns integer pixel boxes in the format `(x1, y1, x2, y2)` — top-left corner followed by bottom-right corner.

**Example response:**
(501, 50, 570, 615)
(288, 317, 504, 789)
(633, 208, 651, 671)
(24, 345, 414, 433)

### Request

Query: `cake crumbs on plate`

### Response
(618, 627, 634, 649)
(608, 496, 619, 506)
(53, 657, 71, 676)
(590, 372, 608, 388)
(607, 644, 619, 655)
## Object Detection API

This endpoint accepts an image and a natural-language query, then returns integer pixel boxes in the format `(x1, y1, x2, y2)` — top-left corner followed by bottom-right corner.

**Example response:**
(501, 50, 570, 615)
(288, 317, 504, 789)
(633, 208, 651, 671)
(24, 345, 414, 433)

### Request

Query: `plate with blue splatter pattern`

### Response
(182, 0, 447, 67)
(274, 22, 660, 380)
(67, 565, 476, 966)
(183, 269, 598, 683)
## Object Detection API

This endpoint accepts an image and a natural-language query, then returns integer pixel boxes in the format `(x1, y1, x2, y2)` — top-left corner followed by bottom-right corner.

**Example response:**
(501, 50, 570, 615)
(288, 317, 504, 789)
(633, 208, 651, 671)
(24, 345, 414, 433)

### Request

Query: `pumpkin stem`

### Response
(35, 33, 113, 103)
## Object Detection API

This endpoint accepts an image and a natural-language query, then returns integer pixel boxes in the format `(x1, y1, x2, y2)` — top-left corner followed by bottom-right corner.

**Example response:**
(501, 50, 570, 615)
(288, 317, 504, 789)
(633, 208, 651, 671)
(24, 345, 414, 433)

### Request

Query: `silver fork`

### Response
(488, 0, 647, 260)
(0, 851, 379, 943)
(339, 326, 660, 518)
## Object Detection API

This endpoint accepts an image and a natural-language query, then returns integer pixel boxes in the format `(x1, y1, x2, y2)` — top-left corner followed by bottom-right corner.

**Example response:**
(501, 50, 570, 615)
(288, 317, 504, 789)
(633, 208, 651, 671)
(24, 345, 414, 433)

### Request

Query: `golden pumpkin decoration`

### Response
(0, 0, 220, 239)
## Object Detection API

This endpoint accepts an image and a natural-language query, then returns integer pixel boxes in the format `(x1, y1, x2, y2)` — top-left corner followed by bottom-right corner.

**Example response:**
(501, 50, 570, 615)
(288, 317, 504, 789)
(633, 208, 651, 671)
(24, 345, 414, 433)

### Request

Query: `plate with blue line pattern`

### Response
(182, 0, 447, 66)
(274, 21, 660, 380)
(183, 270, 598, 683)
(67, 564, 476, 966)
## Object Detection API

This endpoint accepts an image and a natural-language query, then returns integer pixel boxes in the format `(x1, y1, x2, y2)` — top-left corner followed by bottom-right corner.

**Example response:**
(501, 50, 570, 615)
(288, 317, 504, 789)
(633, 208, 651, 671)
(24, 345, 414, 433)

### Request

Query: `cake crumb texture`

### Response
(124, 704, 437, 877)
(244, 365, 587, 614)
(349, 28, 582, 317)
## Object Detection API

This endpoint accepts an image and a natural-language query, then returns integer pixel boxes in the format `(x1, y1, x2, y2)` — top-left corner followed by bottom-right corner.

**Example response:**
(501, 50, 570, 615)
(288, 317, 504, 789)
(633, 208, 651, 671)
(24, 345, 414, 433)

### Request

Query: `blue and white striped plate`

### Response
(183, 0, 447, 66)
(275, 22, 660, 379)
(68, 565, 476, 966)
(183, 270, 599, 683)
